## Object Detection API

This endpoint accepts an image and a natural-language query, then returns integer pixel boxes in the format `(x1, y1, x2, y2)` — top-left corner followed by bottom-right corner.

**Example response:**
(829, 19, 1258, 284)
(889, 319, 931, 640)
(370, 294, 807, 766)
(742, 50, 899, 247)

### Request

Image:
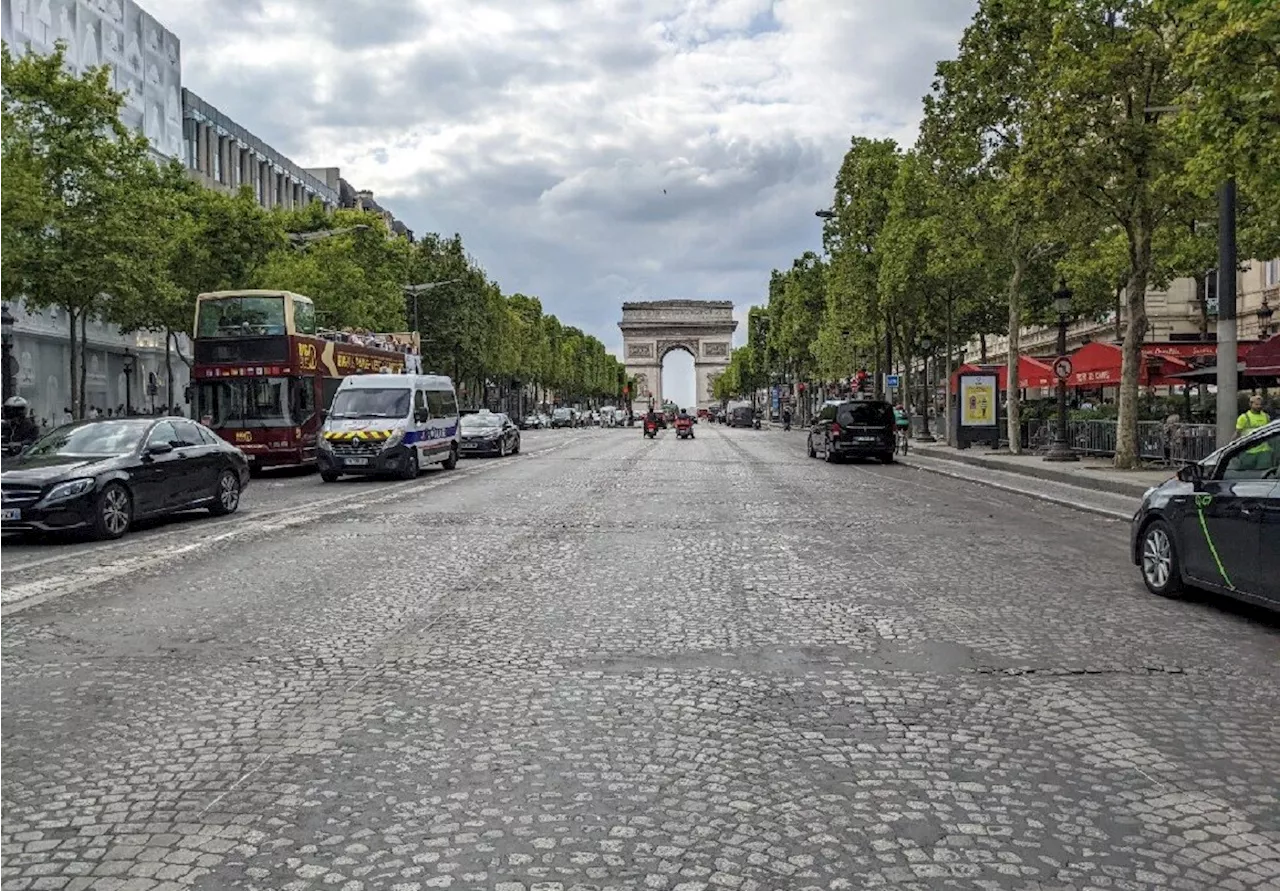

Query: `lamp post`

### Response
(404, 279, 461, 332)
(1044, 280, 1079, 462)
(917, 336, 936, 442)
(1, 304, 15, 403)
(122, 348, 136, 417)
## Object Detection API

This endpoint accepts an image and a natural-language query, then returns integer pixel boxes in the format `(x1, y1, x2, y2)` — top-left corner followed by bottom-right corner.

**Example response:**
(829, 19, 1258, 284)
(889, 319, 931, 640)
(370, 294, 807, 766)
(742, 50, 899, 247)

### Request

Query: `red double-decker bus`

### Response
(191, 290, 420, 471)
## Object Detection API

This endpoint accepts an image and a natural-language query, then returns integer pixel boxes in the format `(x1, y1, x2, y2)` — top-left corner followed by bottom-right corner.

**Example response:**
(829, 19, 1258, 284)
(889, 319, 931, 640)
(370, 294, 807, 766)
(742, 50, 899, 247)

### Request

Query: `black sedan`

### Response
(1131, 419, 1279, 610)
(458, 411, 521, 457)
(1, 417, 250, 540)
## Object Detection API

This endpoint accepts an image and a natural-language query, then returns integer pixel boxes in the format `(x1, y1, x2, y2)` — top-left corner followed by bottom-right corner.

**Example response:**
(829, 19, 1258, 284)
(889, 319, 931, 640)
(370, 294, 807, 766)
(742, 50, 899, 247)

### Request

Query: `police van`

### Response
(317, 374, 460, 481)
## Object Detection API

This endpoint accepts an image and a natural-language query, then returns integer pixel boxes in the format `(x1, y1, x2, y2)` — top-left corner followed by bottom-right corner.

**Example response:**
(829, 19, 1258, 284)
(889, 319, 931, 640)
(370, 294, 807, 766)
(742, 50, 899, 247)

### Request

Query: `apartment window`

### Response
(1265, 259, 1280, 288)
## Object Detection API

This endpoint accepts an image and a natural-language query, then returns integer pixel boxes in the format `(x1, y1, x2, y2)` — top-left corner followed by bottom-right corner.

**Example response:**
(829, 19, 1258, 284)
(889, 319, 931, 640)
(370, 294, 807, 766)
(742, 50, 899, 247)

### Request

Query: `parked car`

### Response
(458, 411, 521, 457)
(807, 399, 896, 463)
(1, 417, 249, 539)
(1132, 419, 1279, 610)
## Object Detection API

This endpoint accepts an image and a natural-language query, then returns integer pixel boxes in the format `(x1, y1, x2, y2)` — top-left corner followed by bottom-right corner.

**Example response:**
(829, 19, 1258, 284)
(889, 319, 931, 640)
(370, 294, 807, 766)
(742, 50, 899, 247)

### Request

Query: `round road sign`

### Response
(1052, 356, 1073, 381)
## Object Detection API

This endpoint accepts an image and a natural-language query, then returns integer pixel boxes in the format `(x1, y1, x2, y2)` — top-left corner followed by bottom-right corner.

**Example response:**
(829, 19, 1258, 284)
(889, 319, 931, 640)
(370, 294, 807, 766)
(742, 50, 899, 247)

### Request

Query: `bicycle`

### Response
(895, 426, 910, 455)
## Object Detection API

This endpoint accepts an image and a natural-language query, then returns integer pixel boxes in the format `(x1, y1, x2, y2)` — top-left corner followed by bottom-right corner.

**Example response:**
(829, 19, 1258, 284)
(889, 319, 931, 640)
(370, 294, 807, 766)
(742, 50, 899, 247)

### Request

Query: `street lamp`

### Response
(1045, 279, 1079, 462)
(1258, 297, 1275, 337)
(1, 304, 15, 402)
(404, 279, 461, 332)
(917, 336, 936, 442)
(122, 348, 136, 417)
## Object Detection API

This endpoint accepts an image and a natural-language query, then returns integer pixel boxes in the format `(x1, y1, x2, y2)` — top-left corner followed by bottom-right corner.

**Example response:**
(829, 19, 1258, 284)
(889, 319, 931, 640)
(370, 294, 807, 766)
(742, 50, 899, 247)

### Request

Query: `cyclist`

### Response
(893, 403, 911, 453)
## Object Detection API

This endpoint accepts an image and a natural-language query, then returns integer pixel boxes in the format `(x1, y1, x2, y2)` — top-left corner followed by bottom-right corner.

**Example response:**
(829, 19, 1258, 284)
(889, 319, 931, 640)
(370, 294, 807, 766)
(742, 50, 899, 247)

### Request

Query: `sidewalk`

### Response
(903, 440, 1171, 499)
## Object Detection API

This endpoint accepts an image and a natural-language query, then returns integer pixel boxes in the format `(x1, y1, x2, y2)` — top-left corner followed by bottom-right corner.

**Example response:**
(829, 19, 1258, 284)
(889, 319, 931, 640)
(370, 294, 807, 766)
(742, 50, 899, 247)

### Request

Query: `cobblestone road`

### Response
(4, 426, 1278, 891)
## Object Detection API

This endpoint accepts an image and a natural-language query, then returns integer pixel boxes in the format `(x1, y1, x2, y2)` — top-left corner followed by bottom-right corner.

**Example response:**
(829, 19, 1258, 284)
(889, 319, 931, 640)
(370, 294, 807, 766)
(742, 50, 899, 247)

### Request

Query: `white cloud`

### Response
(150, 0, 976, 398)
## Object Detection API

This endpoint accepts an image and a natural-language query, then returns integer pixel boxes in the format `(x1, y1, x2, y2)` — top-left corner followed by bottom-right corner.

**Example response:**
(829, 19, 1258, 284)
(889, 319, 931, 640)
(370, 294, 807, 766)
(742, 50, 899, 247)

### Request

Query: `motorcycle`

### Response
(675, 416, 694, 440)
(643, 418, 658, 439)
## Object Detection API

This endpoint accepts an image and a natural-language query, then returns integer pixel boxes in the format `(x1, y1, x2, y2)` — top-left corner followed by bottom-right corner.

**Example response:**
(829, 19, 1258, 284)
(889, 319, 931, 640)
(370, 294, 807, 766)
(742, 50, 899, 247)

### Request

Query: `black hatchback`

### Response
(1131, 419, 1279, 610)
(1, 418, 250, 540)
(807, 399, 896, 463)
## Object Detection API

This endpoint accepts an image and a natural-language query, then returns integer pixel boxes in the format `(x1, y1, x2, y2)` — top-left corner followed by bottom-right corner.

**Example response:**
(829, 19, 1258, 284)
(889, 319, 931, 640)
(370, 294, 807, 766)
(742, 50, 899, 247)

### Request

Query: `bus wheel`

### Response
(442, 445, 458, 470)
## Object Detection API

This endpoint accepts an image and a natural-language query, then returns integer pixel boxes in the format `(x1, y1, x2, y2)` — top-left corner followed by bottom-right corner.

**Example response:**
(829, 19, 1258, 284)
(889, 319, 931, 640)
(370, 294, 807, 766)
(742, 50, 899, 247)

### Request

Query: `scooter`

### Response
(675, 417, 694, 439)
(643, 419, 658, 439)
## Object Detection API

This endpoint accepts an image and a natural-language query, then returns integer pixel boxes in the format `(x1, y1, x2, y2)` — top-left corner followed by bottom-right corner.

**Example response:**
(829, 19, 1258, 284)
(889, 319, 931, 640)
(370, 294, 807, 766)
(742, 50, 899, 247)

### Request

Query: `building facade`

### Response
(964, 258, 1280, 369)
(307, 168, 414, 241)
(2, 0, 187, 424)
(183, 90, 338, 211)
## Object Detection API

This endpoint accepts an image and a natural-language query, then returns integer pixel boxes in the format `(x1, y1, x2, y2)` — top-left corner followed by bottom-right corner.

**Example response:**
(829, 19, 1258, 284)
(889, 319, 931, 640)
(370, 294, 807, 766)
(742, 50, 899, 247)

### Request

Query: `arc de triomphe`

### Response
(618, 300, 737, 413)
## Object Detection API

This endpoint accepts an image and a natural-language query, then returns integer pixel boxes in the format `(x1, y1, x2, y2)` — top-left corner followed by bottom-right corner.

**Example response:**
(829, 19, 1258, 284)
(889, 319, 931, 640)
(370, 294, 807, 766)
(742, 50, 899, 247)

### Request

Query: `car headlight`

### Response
(382, 429, 405, 449)
(42, 478, 95, 504)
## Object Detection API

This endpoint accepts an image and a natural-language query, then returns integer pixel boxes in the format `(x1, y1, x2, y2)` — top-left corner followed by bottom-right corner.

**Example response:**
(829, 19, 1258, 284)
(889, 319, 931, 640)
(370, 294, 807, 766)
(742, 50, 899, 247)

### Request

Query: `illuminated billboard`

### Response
(2, 0, 183, 159)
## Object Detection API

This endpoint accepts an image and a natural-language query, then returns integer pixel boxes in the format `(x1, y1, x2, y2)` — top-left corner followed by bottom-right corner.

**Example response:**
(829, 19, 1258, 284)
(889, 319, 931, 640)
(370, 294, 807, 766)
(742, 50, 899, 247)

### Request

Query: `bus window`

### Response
(197, 295, 287, 337)
(292, 376, 317, 425)
(293, 299, 316, 335)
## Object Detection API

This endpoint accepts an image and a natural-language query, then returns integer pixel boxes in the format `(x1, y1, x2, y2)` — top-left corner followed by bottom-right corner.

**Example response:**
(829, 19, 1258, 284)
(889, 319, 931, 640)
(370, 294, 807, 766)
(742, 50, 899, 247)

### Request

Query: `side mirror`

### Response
(1176, 462, 1204, 484)
(146, 441, 175, 456)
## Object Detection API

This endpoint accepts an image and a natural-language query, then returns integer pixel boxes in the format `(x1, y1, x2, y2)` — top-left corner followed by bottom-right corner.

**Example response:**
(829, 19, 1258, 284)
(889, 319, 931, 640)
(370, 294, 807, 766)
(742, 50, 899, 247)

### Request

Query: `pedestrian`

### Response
(1162, 413, 1180, 463)
(781, 405, 792, 432)
(1233, 394, 1272, 472)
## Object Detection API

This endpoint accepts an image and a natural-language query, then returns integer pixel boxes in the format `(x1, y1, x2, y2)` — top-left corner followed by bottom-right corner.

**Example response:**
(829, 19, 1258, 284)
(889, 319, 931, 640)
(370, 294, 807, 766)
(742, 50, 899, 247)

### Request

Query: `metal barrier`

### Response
(1021, 419, 1217, 464)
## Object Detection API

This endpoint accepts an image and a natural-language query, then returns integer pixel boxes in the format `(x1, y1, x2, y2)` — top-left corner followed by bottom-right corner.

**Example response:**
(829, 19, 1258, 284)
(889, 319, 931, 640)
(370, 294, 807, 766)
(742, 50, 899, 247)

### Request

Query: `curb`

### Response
(906, 445, 1160, 499)
(896, 457, 1134, 521)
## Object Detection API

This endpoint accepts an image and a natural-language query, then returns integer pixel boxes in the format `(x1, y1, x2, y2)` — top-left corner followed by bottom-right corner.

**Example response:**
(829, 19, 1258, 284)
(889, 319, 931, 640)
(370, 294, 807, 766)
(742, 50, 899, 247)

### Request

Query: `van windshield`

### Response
(329, 388, 411, 419)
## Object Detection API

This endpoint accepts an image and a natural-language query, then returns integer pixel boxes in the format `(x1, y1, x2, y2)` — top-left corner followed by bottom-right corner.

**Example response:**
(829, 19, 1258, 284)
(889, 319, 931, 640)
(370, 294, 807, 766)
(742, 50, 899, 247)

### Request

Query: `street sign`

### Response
(1052, 356, 1073, 381)
(885, 374, 900, 388)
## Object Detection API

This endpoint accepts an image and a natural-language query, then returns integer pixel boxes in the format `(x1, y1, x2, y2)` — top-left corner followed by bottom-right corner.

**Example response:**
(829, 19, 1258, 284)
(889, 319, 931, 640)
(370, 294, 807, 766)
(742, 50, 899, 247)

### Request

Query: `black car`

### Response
(1131, 419, 1279, 610)
(808, 399, 896, 463)
(1, 418, 250, 540)
(458, 411, 521, 457)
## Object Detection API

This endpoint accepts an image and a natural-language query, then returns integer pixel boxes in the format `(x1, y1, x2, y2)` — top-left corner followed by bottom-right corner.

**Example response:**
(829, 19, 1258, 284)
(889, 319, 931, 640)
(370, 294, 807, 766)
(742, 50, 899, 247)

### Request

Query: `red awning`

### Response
(1244, 333, 1280, 377)
(1067, 342, 1193, 387)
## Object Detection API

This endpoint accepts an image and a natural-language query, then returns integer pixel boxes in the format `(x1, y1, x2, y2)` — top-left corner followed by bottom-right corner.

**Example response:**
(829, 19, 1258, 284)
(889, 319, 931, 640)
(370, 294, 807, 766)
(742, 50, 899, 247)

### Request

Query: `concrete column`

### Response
(196, 123, 209, 174)
(259, 162, 272, 208)
(240, 150, 252, 194)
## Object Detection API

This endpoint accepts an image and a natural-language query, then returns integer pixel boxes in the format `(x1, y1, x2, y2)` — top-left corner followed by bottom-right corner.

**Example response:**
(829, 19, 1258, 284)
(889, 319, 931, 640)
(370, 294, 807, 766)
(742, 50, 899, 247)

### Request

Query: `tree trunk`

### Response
(67, 311, 79, 420)
(1115, 226, 1152, 469)
(979, 333, 988, 364)
(79, 315, 88, 419)
(1006, 256, 1027, 454)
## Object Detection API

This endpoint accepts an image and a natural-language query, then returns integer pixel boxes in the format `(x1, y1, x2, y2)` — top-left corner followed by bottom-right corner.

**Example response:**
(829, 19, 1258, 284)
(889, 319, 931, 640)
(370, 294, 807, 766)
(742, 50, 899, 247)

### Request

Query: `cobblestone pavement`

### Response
(3, 425, 1278, 891)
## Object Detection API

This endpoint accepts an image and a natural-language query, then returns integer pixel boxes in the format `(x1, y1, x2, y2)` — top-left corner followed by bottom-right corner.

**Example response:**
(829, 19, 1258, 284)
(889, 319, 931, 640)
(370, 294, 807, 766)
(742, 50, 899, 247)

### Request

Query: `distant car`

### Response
(807, 399, 896, 463)
(1, 417, 249, 540)
(1131, 419, 1279, 610)
(458, 411, 521, 457)
(519, 414, 543, 430)
(550, 408, 574, 429)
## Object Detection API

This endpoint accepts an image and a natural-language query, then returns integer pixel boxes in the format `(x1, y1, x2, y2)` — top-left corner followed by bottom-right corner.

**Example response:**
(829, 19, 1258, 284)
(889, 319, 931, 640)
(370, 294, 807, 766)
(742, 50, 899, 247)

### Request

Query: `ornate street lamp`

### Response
(1045, 279, 1079, 462)
(917, 336, 936, 442)
(1258, 297, 1275, 337)
(1, 304, 15, 402)
(122, 348, 136, 416)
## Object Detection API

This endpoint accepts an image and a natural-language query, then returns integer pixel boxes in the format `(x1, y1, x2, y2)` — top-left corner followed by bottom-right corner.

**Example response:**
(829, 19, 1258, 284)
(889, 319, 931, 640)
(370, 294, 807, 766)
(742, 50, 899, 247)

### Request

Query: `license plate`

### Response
(345, 457, 369, 466)
(855, 436, 877, 443)
(462, 442, 478, 449)
(1, 508, 20, 521)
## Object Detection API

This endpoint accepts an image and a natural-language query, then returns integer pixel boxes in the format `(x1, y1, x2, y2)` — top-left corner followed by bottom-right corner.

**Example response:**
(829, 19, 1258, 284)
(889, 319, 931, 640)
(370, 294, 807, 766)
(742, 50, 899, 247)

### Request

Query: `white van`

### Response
(317, 374, 460, 481)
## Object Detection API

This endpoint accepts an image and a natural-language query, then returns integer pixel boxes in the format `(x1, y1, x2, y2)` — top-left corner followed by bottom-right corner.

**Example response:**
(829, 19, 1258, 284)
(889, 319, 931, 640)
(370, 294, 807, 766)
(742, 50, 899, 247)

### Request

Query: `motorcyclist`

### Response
(2, 397, 40, 452)
(676, 408, 694, 438)
(644, 407, 659, 435)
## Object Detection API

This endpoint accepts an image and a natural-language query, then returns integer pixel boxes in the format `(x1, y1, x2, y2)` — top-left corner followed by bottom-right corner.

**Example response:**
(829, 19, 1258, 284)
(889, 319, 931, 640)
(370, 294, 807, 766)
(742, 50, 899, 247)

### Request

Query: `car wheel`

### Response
(879, 452, 894, 464)
(398, 449, 420, 480)
(823, 443, 839, 463)
(320, 470, 340, 483)
(1140, 519, 1185, 598)
(93, 483, 132, 540)
(209, 469, 241, 515)
(442, 445, 458, 470)
(513, 436, 521, 455)
(498, 439, 507, 458)
(807, 437, 816, 458)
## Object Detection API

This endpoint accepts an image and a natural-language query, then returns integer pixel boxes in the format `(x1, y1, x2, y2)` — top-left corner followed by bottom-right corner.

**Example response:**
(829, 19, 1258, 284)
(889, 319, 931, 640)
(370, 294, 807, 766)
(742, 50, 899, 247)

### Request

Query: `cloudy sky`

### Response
(152, 0, 976, 406)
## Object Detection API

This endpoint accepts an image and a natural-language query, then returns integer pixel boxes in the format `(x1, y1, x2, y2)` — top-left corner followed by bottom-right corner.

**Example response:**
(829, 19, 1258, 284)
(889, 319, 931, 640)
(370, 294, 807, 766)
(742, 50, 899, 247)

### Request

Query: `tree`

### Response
(2, 42, 171, 418)
(1016, 1, 1200, 467)
(920, 0, 1062, 453)
(817, 138, 901, 384)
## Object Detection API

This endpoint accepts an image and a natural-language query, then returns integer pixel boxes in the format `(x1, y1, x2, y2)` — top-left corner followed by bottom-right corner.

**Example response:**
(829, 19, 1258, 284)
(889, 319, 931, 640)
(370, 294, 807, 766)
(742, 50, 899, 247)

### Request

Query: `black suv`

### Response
(807, 399, 896, 463)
